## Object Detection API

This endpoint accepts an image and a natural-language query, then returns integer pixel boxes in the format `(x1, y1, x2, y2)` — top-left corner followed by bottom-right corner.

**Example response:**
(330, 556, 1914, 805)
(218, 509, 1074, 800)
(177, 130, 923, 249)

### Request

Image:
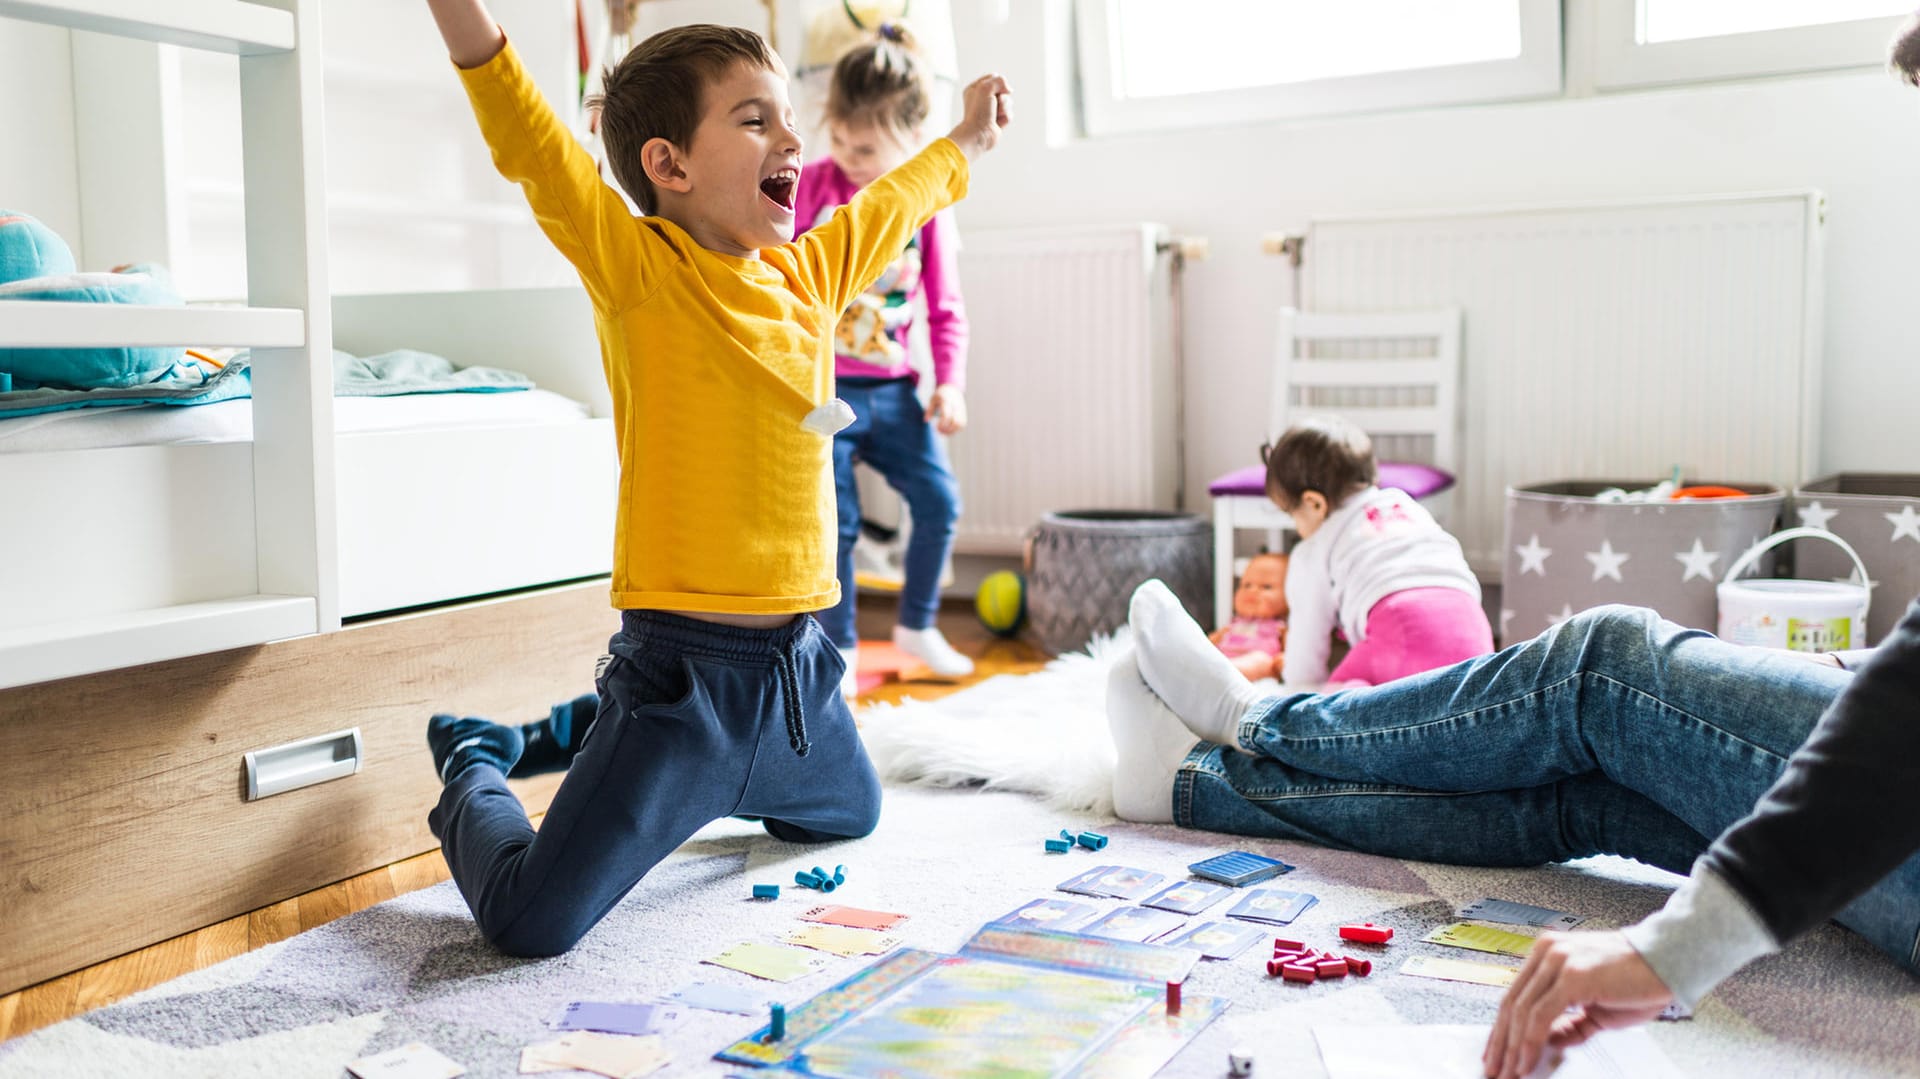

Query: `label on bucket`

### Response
(1720, 611, 1853, 653)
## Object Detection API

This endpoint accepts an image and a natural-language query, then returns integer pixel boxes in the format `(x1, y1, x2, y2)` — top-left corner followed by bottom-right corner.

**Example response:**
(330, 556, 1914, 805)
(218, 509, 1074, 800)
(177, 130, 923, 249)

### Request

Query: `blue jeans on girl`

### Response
(820, 377, 962, 650)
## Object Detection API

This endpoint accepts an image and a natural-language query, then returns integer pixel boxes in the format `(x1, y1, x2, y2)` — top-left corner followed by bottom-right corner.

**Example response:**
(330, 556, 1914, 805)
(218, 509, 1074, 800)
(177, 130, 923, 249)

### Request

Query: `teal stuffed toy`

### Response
(0, 209, 189, 389)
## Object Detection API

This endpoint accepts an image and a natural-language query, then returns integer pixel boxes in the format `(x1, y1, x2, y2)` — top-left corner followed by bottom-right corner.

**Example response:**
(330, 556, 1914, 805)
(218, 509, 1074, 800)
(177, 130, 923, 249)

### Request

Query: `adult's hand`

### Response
(1483, 931, 1675, 1079)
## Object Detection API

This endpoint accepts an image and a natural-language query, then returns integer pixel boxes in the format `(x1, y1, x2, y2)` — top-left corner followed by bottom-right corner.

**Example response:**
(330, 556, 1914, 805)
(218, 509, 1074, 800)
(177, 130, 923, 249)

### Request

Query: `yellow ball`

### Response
(975, 570, 1026, 637)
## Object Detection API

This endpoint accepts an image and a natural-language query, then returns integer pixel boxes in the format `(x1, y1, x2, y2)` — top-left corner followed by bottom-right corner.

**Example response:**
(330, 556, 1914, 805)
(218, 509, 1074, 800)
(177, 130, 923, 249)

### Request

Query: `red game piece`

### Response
(1338, 922, 1394, 944)
(1315, 957, 1349, 978)
(1281, 962, 1318, 984)
(1166, 980, 1182, 1015)
(1344, 954, 1373, 976)
(1266, 958, 1285, 978)
(1272, 937, 1306, 952)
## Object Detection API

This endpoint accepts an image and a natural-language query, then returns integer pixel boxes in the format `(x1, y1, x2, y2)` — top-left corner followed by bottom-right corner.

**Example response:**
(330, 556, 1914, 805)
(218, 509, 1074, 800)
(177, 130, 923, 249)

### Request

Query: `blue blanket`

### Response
(0, 349, 532, 419)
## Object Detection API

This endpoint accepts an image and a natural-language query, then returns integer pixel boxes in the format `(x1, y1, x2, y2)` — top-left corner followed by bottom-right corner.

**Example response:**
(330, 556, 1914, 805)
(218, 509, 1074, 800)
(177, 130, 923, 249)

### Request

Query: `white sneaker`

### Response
(838, 645, 861, 698)
(892, 625, 975, 678)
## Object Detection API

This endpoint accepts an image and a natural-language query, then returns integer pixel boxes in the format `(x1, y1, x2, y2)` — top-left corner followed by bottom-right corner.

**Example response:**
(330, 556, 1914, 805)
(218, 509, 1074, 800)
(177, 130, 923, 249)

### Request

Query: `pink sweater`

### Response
(793, 155, 968, 390)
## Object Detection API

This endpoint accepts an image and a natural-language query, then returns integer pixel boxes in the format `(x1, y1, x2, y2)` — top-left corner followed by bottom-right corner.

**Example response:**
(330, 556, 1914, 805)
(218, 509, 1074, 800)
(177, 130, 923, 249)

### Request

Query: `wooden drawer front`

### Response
(0, 580, 614, 995)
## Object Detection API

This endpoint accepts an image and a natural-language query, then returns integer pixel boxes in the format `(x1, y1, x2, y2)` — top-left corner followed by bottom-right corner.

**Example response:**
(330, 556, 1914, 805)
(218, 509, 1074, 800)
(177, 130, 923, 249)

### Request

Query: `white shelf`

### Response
(0, 301, 304, 348)
(0, 595, 318, 690)
(0, 0, 295, 55)
(189, 180, 533, 227)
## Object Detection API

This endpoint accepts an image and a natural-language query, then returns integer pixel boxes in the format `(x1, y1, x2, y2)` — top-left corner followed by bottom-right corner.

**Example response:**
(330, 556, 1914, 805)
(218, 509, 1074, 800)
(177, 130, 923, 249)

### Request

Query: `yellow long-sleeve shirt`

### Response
(459, 44, 968, 613)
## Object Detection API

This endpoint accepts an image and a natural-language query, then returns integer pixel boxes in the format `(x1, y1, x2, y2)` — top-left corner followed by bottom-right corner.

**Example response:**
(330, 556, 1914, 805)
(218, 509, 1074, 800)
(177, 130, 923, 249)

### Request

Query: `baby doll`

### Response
(1209, 551, 1289, 681)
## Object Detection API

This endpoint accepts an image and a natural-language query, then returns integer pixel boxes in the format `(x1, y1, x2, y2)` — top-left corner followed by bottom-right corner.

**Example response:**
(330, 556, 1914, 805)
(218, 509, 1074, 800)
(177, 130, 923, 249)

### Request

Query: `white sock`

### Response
(838, 645, 860, 699)
(1106, 648, 1198, 824)
(1129, 579, 1264, 746)
(892, 625, 975, 678)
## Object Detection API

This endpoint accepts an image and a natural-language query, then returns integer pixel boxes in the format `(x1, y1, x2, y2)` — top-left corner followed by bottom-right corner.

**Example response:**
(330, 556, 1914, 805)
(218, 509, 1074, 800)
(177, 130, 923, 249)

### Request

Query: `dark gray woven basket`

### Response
(1025, 510, 1214, 656)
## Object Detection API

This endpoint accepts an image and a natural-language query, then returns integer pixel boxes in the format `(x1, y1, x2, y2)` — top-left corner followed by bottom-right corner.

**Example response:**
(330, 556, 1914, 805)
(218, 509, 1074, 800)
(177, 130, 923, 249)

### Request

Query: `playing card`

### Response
(1400, 955, 1520, 988)
(1161, 920, 1266, 960)
(345, 1042, 465, 1079)
(1455, 897, 1584, 931)
(1187, 850, 1293, 886)
(659, 981, 769, 1015)
(703, 940, 832, 982)
(1079, 905, 1188, 943)
(520, 1031, 670, 1078)
(1424, 922, 1538, 958)
(1085, 865, 1168, 901)
(782, 924, 902, 957)
(1225, 888, 1318, 925)
(991, 897, 1103, 932)
(546, 1000, 686, 1035)
(1141, 879, 1232, 915)
(1056, 864, 1120, 896)
(797, 905, 908, 931)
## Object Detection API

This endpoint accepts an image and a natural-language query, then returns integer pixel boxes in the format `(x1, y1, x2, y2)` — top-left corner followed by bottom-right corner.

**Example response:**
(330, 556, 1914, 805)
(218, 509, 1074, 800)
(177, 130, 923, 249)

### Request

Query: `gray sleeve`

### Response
(1620, 861, 1780, 1008)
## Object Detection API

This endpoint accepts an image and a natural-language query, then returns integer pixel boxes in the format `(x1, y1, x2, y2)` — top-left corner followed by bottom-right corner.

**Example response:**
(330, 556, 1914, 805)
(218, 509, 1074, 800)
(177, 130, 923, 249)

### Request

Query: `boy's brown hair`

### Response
(1894, 10, 1920, 86)
(826, 24, 931, 134)
(1263, 415, 1377, 511)
(588, 24, 782, 215)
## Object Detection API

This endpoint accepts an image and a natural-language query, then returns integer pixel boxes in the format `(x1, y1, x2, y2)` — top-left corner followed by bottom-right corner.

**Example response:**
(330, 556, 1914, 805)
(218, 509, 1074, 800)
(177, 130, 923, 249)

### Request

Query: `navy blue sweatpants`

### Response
(428, 610, 881, 956)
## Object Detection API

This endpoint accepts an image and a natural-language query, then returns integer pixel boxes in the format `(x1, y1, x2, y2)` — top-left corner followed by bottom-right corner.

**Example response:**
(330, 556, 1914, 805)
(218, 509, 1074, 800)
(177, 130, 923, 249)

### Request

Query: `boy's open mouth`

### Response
(760, 168, 798, 212)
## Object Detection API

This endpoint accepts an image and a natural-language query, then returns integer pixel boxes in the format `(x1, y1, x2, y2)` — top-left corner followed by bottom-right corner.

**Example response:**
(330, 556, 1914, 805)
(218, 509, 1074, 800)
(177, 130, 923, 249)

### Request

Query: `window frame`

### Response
(1591, 4, 1911, 91)
(1073, 0, 1564, 137)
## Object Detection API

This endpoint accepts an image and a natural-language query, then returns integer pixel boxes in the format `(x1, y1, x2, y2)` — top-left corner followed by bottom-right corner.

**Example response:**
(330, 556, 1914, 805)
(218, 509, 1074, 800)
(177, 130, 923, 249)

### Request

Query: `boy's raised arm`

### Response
(425, 0, 506, 70)
(424, 0, 652, 310)
(795, 75, 1010, 313)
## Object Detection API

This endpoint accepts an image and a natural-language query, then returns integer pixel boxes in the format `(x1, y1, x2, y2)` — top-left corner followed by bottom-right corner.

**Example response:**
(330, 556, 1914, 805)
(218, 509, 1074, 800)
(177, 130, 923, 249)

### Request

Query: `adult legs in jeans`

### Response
(1122, 593, 1919, 974)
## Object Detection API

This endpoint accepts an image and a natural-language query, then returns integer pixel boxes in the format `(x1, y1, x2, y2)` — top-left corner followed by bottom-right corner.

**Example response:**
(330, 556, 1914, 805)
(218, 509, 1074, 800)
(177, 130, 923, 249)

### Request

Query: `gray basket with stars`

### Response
(1790, 474, 1920, 647)
(1501, 480, 1783, 644)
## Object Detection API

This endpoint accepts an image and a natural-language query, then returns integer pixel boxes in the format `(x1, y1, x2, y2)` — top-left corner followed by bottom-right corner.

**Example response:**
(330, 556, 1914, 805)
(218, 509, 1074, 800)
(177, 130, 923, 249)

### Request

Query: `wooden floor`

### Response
(0, 602, 1047, 1043)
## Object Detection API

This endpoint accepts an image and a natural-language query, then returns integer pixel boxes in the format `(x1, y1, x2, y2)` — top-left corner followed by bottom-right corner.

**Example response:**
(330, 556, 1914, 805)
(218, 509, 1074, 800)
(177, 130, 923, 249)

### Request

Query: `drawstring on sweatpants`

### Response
(777, 637, 811, 757)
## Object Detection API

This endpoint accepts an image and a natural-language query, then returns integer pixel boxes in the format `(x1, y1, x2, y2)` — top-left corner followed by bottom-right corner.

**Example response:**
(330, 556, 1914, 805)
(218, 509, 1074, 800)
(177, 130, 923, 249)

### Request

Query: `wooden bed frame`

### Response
(0, 577, 618, 996)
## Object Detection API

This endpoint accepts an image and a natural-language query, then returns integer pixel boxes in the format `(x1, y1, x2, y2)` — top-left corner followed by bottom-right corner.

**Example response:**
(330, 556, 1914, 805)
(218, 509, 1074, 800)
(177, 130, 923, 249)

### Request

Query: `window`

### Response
(1594, 0, 1913, 90)
(1074, 0, 1562, 136)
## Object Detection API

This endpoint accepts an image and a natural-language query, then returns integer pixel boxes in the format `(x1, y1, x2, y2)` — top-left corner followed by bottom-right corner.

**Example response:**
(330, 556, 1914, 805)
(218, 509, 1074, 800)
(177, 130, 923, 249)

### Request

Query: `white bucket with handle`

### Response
(1717, 527, 1871, 653)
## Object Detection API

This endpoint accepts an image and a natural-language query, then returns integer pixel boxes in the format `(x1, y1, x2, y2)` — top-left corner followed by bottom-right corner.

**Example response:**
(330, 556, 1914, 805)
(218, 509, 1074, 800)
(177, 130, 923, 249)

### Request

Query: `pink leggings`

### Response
(1328, 586, 1495, 687)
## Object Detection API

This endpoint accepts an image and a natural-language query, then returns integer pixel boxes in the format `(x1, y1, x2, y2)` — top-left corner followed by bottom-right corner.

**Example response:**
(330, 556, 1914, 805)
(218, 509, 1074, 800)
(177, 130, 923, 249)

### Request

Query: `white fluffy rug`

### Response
(857, 630, 1133, 815)
(858, 629, 1278, 817)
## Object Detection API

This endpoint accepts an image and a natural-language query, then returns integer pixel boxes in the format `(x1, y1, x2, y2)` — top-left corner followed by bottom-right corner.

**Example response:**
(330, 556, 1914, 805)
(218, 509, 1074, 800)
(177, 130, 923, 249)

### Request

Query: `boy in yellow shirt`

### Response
(419, 0, 1009, 955)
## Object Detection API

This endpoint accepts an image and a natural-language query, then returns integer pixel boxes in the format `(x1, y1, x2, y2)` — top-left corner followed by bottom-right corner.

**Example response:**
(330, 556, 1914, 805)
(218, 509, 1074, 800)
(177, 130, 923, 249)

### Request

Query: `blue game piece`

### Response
(767, 1003, 786, 1042)
(832, 864, 846, 885)
(752, 884, 780, 899)
(1045, 837, 1073, 853)
(1077, 831, 1109, 851)
(1188, 850, 1294, 886)
(795, 870, 823, 888)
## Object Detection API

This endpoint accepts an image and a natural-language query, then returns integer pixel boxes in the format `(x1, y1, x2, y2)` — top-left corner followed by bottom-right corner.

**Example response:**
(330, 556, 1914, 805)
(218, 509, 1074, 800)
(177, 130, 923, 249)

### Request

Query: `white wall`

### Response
(0, 20, 80, 243)
(947, 1, 1920, 513)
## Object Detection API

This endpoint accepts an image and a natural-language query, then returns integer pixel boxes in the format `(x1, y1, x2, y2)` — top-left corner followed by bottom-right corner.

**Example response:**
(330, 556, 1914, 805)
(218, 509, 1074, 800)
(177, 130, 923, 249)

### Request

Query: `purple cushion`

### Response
(1207, 460, 1455, 500)
(1206, 464, 1268, 497)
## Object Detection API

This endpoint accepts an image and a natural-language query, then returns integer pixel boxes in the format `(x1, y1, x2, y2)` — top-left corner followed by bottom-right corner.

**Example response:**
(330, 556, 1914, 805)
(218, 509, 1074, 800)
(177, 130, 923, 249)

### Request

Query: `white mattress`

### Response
(0, 389, 591, 454)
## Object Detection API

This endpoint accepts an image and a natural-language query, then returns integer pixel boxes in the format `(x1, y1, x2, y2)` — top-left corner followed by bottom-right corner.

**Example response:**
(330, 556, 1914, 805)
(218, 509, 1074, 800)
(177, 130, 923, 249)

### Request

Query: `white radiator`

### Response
(1300, 192, 1825, 577)
(946, 223, 1179, 555)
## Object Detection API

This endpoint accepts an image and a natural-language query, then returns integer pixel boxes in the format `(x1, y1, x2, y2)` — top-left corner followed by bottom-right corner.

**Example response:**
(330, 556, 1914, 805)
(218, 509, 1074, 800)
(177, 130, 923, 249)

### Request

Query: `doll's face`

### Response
(1234, 556, 1289, 619)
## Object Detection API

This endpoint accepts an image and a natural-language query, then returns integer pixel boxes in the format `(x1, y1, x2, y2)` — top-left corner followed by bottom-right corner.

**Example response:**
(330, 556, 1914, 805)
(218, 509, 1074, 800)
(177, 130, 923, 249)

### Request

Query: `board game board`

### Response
(717, 927, 1226, 1078)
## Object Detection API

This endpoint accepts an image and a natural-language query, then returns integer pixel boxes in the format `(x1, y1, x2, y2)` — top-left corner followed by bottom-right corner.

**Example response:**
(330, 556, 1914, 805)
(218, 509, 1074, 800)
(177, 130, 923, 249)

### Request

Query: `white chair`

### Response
(1208, 308, 1464, 628)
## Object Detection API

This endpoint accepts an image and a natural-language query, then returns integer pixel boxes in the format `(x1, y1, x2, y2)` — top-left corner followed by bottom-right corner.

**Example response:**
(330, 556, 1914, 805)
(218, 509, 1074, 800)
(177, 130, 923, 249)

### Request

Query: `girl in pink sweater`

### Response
(795, 23, 973, 693)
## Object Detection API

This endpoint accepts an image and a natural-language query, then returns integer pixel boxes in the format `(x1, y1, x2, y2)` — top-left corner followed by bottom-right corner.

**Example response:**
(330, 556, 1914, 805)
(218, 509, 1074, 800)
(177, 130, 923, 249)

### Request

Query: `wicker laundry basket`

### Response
(1025, 510, 1213, 656)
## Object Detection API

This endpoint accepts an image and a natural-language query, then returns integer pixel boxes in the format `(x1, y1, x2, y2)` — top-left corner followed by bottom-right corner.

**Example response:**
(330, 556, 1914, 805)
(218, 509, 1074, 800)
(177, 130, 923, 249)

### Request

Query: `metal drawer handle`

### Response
(244, 728, 362, 801)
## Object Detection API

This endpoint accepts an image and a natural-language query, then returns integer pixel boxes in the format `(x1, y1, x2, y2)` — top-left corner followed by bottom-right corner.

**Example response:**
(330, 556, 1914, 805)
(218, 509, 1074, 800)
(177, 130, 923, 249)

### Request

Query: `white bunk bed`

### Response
(0, 6, 617, 691)
(0, 3, 622, 995)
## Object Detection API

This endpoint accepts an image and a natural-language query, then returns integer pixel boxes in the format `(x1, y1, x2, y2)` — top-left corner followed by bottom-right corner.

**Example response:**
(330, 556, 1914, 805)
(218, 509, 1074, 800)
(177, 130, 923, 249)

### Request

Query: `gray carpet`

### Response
(3, 693, 1917, 1076)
